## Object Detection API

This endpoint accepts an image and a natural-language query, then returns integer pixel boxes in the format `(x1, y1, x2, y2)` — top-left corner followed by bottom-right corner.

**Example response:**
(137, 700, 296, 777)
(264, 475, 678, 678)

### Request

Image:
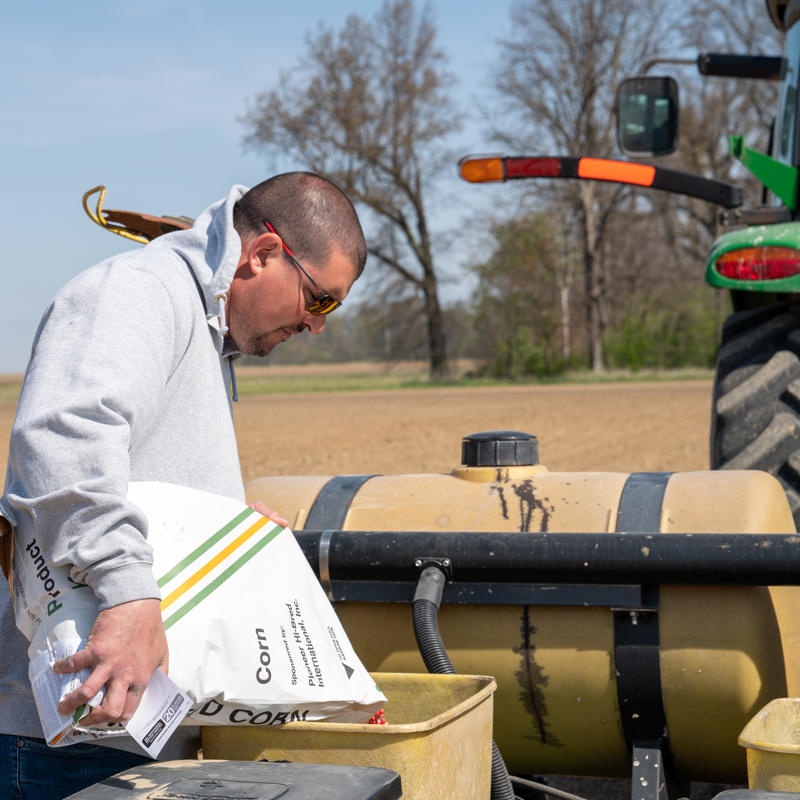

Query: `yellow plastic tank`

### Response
(245, 432, 800, 783)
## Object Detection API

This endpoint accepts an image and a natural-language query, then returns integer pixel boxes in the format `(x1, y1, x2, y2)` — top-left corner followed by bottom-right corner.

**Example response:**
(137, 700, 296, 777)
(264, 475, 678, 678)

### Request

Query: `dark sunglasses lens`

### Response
(309, 296, 340, 315)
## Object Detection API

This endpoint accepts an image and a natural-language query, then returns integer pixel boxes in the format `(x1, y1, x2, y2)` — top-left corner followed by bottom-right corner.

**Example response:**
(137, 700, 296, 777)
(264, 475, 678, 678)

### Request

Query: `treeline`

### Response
(252, 252, 728, 377)
(242, 0, 781, 378)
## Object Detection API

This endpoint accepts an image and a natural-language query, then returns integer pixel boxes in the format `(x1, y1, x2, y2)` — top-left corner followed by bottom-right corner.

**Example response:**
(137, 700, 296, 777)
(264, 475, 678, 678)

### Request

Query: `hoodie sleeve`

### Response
(6, 260, 178, 610)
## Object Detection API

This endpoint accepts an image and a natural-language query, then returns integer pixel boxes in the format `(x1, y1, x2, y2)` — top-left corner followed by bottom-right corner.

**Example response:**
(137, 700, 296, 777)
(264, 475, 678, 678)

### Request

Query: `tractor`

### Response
(459, 0, 800, 529)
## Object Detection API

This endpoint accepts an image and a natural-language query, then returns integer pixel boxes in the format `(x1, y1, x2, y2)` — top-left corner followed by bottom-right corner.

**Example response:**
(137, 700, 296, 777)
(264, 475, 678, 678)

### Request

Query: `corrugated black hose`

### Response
(412, 565, 516, 800)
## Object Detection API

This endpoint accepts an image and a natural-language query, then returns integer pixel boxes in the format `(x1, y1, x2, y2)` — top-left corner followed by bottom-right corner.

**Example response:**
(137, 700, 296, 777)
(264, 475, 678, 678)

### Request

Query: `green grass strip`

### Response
(229, 367, 714, 397)
(162, 524, 283, 631)
(156, 507, 255, 589)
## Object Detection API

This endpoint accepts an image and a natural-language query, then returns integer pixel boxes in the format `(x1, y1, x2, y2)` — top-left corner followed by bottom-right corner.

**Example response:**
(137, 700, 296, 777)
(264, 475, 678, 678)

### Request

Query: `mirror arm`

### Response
(640, 57, 697, 74)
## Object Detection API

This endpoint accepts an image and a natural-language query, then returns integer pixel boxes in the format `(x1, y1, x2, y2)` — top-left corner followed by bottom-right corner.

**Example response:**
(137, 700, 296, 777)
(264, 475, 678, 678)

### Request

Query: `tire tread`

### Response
(712, 301, 800, 529)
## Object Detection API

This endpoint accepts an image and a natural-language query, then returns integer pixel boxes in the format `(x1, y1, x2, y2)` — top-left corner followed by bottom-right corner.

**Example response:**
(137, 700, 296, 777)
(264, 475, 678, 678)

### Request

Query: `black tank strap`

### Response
(616, 471, 672, 533)
(614, 472, 687, 800)
(302, 474, 379, 531)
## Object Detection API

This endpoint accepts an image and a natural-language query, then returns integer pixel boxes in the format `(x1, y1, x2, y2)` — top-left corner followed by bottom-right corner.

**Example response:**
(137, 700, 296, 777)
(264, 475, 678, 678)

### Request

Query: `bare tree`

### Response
(547, 208, 581, 361)
(682, 0, 783, 133)
(241, 0, 459, 378)
(490, 0, 671, 372)
(472, 212, 576, 377)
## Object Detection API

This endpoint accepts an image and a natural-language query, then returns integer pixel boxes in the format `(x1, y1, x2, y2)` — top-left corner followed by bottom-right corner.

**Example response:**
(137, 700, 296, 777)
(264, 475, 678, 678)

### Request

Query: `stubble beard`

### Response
(236, 324, 305, 358)
(225, 289, 305, 357)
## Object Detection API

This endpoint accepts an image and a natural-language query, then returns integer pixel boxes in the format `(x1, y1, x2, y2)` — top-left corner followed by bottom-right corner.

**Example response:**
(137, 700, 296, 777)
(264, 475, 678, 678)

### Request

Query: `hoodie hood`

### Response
(147, 184, 248, 321)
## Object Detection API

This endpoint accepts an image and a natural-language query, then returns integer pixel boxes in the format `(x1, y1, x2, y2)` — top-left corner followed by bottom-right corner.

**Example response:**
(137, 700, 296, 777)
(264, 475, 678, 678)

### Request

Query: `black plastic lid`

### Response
(65, 761, 403, 800)
(461, 430, 539, 467)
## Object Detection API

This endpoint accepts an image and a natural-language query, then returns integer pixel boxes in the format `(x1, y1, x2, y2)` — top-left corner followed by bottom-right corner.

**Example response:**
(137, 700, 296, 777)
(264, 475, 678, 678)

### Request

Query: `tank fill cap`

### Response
(462, 430, 539, 467)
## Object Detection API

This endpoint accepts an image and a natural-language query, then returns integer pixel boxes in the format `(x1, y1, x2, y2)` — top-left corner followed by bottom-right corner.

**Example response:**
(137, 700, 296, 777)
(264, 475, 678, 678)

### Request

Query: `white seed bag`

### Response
(10, 481, 385, 746)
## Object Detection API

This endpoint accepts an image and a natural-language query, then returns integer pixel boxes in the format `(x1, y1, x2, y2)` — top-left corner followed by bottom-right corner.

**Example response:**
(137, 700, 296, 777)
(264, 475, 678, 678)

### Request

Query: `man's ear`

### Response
(244, 232, 283, 276)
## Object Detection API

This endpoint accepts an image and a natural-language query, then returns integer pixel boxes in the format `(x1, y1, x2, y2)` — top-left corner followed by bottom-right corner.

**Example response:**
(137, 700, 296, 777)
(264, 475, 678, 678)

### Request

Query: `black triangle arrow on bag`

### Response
(342, 663, 354, 679)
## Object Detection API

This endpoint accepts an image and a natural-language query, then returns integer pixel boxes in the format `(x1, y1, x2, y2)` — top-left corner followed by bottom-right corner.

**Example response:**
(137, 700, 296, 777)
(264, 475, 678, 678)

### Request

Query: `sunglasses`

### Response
(263, 220, 342, 315)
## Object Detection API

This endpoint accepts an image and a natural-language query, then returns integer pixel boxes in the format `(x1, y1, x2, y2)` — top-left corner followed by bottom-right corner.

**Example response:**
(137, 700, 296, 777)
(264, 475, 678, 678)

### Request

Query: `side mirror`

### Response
(616, 76, 679, 157)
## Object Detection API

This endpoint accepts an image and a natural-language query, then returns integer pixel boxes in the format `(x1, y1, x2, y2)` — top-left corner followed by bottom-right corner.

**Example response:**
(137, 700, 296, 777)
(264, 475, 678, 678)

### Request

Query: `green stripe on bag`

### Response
(156, 507, 255, 589)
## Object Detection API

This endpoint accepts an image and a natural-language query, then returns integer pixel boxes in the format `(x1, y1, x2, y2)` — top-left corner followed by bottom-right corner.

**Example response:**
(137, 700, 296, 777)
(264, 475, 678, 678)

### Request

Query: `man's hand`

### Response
(247, 501, 289, 528)
(53, 598, 168, 726)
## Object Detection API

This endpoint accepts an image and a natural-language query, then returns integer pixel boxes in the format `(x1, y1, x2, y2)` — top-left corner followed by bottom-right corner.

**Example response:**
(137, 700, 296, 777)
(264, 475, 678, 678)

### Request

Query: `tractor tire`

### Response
(711, 299, 800, 527)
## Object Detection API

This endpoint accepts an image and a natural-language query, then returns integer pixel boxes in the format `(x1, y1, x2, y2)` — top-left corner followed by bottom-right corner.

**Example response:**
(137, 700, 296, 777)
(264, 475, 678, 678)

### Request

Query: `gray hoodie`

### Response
(0, 185, 250, 758)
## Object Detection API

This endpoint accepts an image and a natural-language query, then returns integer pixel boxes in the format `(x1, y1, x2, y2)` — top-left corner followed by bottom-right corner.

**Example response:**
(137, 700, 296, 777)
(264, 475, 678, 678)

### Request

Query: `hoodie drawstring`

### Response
(216, 294, 229, 337)
(215, 293, 239, 403)
(229, 359, 239, 403)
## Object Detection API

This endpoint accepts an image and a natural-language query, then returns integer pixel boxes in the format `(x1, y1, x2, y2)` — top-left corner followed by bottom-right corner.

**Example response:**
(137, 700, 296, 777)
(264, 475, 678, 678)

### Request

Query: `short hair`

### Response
(233, 172, 367, 277)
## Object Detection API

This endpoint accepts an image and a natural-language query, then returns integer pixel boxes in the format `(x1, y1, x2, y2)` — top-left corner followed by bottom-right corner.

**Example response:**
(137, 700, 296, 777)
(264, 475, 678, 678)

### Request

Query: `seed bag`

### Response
(10, 481, 385, 747)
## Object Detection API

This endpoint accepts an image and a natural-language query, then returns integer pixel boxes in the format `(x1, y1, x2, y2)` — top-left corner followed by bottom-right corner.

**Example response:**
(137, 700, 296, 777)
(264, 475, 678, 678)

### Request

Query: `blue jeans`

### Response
(0, 734, 151, 800)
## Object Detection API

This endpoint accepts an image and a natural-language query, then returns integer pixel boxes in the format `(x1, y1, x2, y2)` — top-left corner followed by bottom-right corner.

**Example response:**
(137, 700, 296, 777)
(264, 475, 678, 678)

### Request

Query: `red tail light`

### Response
(714, 246, 800, 281)
(506, 158, 561, 178)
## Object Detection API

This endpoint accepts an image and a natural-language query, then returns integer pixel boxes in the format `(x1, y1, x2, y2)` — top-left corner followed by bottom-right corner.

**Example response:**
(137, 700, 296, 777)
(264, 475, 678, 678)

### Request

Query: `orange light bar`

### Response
(460, 158, 504, 183)
(577, 158, 656, 187)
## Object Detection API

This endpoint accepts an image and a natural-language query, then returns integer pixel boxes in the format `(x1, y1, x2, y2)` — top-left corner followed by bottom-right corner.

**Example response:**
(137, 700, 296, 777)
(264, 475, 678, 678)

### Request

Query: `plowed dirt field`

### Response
(0, 379, 714, 487)
(0, 375, 735, 799)
(233, 380, 713, 482)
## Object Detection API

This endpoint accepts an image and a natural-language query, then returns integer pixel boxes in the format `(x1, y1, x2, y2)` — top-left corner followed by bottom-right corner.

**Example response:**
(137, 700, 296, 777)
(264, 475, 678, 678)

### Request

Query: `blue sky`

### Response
(1, 0, 522, 373)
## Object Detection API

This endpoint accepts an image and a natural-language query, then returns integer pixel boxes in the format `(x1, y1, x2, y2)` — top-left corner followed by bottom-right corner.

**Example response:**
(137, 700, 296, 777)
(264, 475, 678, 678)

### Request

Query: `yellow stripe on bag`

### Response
(160, 515, 270, 612)
(157, 507, 255, 589)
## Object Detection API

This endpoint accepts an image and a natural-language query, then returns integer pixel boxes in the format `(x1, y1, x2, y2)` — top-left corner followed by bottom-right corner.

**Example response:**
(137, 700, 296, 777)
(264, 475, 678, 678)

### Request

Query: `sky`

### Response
(0, 0, 524, 373)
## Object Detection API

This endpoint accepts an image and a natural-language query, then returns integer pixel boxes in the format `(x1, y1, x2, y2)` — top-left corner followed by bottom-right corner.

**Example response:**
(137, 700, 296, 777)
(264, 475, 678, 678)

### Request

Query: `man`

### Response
(0, 172, 367, 799)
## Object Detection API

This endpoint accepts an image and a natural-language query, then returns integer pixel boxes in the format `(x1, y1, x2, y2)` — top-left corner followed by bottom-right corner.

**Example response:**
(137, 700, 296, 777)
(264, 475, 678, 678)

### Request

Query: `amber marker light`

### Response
(459, 157, 504, 183)
(714, 246, 800, 281)
(577, 158, 656, 187)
